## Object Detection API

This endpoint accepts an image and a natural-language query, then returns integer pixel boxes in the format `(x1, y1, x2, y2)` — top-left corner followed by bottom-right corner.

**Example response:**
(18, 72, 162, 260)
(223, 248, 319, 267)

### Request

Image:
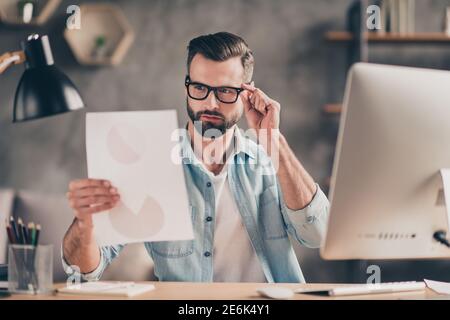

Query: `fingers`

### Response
(242, 83, 281, 131)
(68, 186, 117, 198)
(68, 193, 119, 210)
(247, 85, 281, 114)
(241, 90, 253, 113)
(242, 83, 256, 92)
(252, 94, 262, 114)
(248, 89, 268, 116)
(67, 179, 120, 219)
(70, 195, 120, 208)
(76, 202, 118, 217)
(69, 178, 110, 191)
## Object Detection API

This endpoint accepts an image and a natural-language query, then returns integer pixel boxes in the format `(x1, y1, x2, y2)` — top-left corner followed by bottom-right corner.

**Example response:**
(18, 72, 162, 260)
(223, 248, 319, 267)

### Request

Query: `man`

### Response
(62, 32, 329, 283)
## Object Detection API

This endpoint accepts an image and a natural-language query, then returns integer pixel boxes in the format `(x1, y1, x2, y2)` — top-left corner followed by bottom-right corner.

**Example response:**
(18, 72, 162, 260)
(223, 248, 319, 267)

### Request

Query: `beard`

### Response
(187, 100, 242, 138)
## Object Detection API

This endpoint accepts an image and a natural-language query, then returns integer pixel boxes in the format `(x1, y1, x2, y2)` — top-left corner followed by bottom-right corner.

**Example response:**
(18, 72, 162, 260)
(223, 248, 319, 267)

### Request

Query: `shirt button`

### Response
(205, 216, 213, 222)
(306, 216, 315, 223)
(204, 251, 211, 257)
(206, 182, 212, 187)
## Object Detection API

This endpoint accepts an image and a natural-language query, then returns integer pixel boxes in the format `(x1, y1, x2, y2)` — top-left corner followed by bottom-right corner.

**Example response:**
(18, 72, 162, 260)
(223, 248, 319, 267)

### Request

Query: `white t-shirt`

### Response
(202, 164, 267, 283)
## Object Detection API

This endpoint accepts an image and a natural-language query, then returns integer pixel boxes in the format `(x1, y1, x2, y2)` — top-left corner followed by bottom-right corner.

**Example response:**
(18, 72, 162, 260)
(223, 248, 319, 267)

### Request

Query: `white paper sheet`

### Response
(424, 279, 450, 295)
(86, 110, 194, 246)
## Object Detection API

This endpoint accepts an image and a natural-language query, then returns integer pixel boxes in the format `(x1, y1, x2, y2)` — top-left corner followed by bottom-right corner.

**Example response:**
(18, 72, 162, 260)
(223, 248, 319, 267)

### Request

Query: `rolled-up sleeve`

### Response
(61, 244, 124, 282)
(280, 183, 330, 248)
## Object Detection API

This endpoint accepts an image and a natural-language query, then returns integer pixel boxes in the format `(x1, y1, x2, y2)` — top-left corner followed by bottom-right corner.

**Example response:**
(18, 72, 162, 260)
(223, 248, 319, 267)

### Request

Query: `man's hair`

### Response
(187, 32, 254, 83)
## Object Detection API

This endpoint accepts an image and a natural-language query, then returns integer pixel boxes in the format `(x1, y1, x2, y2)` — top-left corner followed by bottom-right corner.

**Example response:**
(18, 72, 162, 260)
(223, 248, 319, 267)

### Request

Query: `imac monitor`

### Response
(321, 63, 450, 260)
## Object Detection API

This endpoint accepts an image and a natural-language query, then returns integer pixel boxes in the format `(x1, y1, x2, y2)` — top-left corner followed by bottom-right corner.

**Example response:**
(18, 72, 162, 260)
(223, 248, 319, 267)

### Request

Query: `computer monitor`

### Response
(321, 63, 450, 260)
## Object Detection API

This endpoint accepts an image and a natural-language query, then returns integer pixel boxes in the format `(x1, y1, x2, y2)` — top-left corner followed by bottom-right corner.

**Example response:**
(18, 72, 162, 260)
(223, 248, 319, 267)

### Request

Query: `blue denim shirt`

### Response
(63, 126, 329, 283)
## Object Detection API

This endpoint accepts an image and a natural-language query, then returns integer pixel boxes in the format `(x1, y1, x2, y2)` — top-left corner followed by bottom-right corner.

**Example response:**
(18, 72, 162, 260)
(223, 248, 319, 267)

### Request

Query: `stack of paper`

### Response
(424, 279, 450, 295)
(58, 281, 155, 297)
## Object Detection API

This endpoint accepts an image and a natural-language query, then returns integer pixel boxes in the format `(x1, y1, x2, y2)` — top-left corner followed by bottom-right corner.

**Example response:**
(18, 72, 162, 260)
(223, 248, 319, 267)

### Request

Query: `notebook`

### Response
(57, 281, 155, 297)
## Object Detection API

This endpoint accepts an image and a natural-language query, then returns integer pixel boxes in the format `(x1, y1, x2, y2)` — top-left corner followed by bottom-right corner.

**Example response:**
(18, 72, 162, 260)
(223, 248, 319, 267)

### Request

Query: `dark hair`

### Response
(187, 32, 254, 83)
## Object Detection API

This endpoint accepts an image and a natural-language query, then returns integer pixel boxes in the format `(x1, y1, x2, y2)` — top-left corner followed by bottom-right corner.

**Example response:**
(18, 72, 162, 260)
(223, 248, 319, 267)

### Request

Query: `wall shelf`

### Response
(0, 0, 60, 26)
(64, 4, 135, 66)
(325, 31, 450, 43)
(322, 30, 450, 189)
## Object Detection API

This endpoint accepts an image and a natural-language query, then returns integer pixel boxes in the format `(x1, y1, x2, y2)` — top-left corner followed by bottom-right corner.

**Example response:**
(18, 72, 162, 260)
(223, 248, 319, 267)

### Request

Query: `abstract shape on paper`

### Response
(109, 195, 165, 239)
(107, 122, 146, 165)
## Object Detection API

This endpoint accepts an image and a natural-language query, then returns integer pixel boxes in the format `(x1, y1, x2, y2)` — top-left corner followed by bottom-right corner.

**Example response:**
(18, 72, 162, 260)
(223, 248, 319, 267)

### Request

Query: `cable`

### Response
(433, 230, 450, 248)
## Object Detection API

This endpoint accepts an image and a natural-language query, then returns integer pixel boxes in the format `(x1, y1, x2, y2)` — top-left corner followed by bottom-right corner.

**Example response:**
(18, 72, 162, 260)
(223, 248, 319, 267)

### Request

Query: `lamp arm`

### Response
(0, 51, 26, 74)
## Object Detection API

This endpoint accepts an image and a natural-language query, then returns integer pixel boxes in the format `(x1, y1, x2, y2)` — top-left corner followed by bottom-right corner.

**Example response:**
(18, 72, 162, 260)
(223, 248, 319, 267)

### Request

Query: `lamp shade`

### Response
(13, 34, 84, 122)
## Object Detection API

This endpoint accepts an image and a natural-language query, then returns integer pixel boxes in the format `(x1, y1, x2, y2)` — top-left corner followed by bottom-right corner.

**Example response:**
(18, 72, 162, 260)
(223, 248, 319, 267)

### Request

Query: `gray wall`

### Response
(1, 0, 450, 283)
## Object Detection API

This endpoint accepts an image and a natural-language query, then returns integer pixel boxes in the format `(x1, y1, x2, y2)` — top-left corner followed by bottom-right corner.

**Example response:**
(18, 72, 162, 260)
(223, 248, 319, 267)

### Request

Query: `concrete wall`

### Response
(1, 0, 450, 283)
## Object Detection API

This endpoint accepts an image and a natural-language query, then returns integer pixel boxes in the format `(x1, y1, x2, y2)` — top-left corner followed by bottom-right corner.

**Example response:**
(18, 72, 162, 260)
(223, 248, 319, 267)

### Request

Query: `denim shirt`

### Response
(63, 126, 330, 283)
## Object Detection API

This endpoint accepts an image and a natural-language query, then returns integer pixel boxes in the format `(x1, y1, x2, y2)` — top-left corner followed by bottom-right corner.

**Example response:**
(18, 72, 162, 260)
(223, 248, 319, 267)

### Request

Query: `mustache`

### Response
(196, 110, 225, 120)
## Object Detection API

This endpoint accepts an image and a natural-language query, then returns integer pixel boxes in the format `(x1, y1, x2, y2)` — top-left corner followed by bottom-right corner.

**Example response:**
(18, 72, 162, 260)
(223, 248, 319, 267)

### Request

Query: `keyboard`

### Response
(295, 281, 426, 296)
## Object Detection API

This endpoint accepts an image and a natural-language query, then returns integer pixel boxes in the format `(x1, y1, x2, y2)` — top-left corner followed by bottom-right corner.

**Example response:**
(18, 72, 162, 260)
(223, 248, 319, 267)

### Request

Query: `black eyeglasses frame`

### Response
(185, 75, 246, 104)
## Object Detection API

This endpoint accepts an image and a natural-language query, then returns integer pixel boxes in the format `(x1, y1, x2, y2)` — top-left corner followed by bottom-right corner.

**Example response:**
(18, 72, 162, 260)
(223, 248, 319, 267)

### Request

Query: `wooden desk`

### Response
(3, 282, 443, 300)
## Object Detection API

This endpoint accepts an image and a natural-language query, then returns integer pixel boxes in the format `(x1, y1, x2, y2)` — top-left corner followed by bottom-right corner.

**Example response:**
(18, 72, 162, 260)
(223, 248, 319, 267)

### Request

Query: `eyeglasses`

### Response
(185, 75, 245, 104)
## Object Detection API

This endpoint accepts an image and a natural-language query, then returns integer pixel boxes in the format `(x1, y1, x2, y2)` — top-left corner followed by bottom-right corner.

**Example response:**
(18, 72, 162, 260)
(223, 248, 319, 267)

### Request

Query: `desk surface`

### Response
(2, 282, 444, 300)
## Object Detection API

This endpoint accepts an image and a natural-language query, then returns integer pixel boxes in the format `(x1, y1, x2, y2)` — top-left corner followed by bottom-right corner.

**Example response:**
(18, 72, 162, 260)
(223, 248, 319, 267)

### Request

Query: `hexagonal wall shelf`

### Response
(64, 4, 135, 66)
(0, 0, 60, 26)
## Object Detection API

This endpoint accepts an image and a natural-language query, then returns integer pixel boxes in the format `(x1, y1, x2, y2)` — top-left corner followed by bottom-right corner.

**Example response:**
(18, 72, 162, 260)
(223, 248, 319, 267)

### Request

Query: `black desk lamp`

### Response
(0, 34, 84, 122)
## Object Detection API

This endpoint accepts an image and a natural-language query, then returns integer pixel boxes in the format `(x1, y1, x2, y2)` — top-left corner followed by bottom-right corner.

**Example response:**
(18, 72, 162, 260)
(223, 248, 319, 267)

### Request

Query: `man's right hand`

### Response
(66, 179, 120, 224)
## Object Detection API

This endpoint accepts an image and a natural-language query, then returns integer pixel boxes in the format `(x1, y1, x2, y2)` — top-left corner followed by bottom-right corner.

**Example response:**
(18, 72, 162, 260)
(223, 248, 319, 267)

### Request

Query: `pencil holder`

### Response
(8, 244, 53, 294)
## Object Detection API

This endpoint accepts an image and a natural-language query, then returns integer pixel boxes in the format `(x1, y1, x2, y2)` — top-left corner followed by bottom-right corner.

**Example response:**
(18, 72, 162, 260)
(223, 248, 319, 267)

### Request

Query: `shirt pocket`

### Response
(259, 185, 288, 240)
(150, 205, 196, 258)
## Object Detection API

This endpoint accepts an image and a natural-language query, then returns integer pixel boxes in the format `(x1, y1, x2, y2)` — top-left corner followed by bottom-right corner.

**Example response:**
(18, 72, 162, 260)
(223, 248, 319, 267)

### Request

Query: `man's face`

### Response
(186, 54, 247, 138)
